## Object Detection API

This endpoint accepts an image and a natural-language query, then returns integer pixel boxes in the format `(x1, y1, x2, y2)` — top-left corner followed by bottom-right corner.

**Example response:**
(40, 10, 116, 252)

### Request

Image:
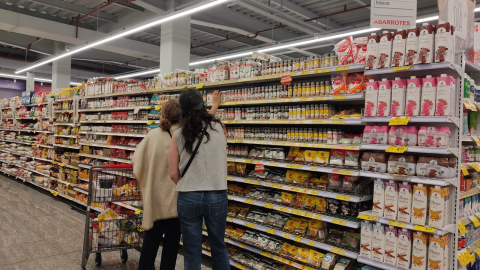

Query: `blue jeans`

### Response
(177, 190, 230, 270)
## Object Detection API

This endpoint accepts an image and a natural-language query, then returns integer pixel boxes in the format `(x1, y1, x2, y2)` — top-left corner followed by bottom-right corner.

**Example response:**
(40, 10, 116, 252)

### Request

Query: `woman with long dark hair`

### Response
(168, 89, 229, 270)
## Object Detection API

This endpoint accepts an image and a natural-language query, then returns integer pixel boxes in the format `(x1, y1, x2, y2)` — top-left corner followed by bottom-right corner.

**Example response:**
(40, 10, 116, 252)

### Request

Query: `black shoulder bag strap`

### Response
(167, 130, 172, 138)
(181, 125, 207, 178)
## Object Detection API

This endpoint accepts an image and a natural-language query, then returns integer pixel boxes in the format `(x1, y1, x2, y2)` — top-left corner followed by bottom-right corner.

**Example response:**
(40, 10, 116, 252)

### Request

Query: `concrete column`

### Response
(160, 15, 191, 73)
(51, 41, 71, 90)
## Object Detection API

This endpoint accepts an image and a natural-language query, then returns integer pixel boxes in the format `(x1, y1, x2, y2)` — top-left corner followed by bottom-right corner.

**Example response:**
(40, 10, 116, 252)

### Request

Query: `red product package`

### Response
(331, 74, 347, 95)
(346, 73, 365, 94)
(356, 45, 367, 64)
(353, 37, 368, 46)
(334, 37, 353, 66)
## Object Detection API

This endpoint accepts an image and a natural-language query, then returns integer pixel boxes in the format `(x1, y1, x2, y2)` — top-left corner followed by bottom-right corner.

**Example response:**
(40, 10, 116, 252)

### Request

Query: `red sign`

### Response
(281, 75, 292, 85)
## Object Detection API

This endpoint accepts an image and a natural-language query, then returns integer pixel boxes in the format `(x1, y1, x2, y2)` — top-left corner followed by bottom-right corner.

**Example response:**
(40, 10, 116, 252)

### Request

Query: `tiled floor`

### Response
(0, 175, 213, 270)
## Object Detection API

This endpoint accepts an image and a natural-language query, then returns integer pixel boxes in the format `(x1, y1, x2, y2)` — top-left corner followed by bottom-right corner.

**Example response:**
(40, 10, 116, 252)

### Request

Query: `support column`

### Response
(51, 41, 71, 90)
(160, 15, 191, 73)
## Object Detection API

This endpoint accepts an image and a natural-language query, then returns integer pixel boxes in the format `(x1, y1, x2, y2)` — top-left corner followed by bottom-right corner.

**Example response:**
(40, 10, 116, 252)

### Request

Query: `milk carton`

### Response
(377, 79, 392, 116)
(366, 33, 380, 70)
(384, 226, 398, 265)
(372, 179, 385, 217)
(418, 23, 435, 64)
(376, 31, 393, 69)
(441, 235, 449, 270)
(420, 75, 437, 116)
(435, 21, 454, 63)
(397, 182, 412, 223)
(428, 186, 446, 228)
(412, 184, 428, 225)
(392, 29, 407, 67)
(391, 77, 407, 116)
(365, 80, 379, 117)
(428, 235, 444, 270)
(405, 27, 419, 66)
(396, 229, 412, 269)
(435, 74, 455, 116)
(384, 181, 398, 220)
(412, 232, 428, 270)
(372, 223, 385, 262)
(360, 221, 374, 258)
(406, 76, 422, 116)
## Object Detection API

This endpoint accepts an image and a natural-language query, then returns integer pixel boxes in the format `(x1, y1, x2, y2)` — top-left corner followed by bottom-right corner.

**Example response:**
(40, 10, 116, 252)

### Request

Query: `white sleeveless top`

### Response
(174, 121, 227, 192)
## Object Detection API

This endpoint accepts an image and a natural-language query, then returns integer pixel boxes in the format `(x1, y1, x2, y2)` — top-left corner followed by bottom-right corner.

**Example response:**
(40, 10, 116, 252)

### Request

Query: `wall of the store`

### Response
(0, 89, 23, 99)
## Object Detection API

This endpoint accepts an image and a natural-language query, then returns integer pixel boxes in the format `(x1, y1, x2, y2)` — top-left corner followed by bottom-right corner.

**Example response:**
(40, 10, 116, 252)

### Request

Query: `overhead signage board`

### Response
(370, 0, 417, 30)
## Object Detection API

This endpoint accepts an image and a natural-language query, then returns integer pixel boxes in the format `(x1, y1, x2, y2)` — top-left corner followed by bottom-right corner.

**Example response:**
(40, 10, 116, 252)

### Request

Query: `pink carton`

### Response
(406, 76, 422, 116)
(365, 80, 378, 116)
(391, 77, 407, 116)
(435, 74, 456, 116)
(377, 79, 392, 117)
(392, 29, 407, 67)
(420, 75, 436, 116)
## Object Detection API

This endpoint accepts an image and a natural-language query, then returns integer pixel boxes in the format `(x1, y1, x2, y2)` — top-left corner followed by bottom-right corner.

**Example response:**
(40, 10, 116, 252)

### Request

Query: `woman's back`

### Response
(173, 121, 227, 192)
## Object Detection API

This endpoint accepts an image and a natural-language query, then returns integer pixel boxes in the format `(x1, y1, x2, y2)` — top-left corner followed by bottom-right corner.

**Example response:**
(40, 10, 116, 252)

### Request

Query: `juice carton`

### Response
(377, 79, 392, 116)
(435, 74, 455, 116)
(372, 223, 385, 262)
(360, 221, 374, 258)
(384, 226, 398, 265)
(392, 29, 407, 67)
(391, 77, 407, 116)
(412, 232, 428, 270)
(427, 235, 444, 270)
(384, 180, 398, 220)
(405, 27, 419, 66)
(420, 75, 437, 116)
(428, 186, 446, 228)
(412, 184, 428, 225)
(372, 179, 385, 217)
(376, 31, 393, 69)
(435, 21, 454, 63)
(396, 229, 412, 269)
(366, 33, 380, 70)
(365, 80, 378, 117)
(406, 76, 422, 116)
(441, 235, 449, 270)
(397, 182, 412, 223)
(418, 23, 435, 64)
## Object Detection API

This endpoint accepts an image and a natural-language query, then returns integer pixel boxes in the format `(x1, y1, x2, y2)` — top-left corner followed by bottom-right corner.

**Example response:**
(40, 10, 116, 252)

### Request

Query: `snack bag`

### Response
(304, 150, 317, 164)
(304, 195, 318, 211)
(284, 217, 301, 233)
(334, 37, 354, 65)
(315, 151, 330, 164)
(347, 73, 365, 94)
(316, 197, 327, 213)
(281, 192, 296, 206)
(295, 193, 307, 209)
(286, 170, 297, 185)
(286, 147, 300, 162)
(308, 249, 324, 267)
(331, 74, 347, 95)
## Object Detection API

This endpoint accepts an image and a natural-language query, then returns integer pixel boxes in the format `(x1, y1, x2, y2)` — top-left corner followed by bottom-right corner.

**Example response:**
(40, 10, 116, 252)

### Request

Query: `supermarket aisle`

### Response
(0, 175, 213, 270)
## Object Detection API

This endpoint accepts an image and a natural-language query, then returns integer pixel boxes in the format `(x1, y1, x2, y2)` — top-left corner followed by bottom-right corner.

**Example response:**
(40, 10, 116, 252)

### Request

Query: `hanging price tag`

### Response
(135, 209, 142, 215)
(357, 214, 377, 221)
(281, 75, 292, 85)
(471, 163, 480, 172)
(335, 66, 349, 71)
(332, 219, 346, 226)
(50, 190, 58, 196)
(473, 137, 480, 146)
(391, 66, 412, 71)
(412, 225, 436, 233)
(389, 117, 410, 125)
(470, 215, 480, 227)
(331, 247, 345, 255)
(386, 146, 408, 153)
(155, 106, 161, 110)
(332, 95, 346, 100)
(196, 83, 204, 89)
(267, 229, 276, 234)
(459, 222, 468, 234)
(246, 223, 255, 229)
(462, 164, 470, 176)
(336, 195, 350, 201)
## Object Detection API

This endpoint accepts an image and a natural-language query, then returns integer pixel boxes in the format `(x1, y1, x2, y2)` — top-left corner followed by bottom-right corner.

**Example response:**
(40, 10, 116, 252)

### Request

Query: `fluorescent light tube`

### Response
(416, 16, 439, 23)
(0, 73, 81, 86)
(114, 69, 161, 79)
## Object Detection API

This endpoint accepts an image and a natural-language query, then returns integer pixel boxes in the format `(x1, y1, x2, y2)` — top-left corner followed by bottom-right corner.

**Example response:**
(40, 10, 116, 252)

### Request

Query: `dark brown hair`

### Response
(160, 99, 181, 131)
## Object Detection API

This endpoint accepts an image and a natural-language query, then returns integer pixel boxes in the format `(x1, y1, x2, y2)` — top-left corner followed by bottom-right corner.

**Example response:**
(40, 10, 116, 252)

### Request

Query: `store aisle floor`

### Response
(0, 175, 213, 270)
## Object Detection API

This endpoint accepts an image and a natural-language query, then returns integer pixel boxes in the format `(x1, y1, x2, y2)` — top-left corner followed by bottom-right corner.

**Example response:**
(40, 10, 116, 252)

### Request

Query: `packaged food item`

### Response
(286, 147, 300, 162)
(418, 23, 435, 64)
(412, 232, 428, 270)
(435, 74, 455, 116)
(326, 198, 340, 215)
(315, 151, 330, 164)
(384, 226, 398, 265)
(435, 21, 454, 63)
(295, 218, 309, 235)
(327, 174, 342, 192)
(333, 258, 352, 270)
(331, 74, 347, 95)
(237, 206, 251, 220)
(360, 221, 374, 258)
(363, 125, 388, 145)
(304, 195, 318, 211)
(304, 150, 317, 164)
(364, 80, 378, 117)
(377, 79, 392, 116)
(427, 235, 444, 270)
(361, 152, 387, 173)
(228, 204, 241, 217)
(405, 27, 419, 66)
(387, 154, 416, 176)
(366, 33, 380, 70)
(281, 192, 296, 206)
(284, 217, 300, 233)
(397, 182, 412, 223)
(420, 75, 437, 116)
(346, 73, 365, 94)
(340, 200, 352, 217)
(308, 249, 323, 268)
(335, 37, 354, 66)
(329, 149, 345, 166)
(376, 31, 393, 69)
(372, 179, 385, 217)
(390, 77, 407, 116)
(428, 186, 448, 228)
(306, 219, 324, 240)
(396, 229, 412, 269)
(406, 76, 422, 116)
(327, 228, 343, 246)
(389, 126, 408, 146)
(412, 184, 428, 225)
(342, 231, 360, 250)
(344, 150, 359, 167)
(309, 174, 328, 190)
(371, 223, 385, 262)
(295, 247, 310, 263)
(236, 163, 247, 175)
(265, 212, 289, 229)
(321, 253, 338, 270)
(315, 197, 327, 213)
(294, 193, 307, 209)
(384, 181, 398, 220)
(392, 29, 407, 67)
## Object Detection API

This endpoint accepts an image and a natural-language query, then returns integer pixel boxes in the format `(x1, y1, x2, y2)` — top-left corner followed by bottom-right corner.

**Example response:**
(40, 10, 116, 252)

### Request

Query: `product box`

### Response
(412, 232, 428, 270)
(428, 186, 446, 228)
(427, 235, 444, 270)
(384, 181, 398, 220)
(366, 33, 380, 70)
(418, 23, 435, 64)
(435, 74, 455, 116)
(405, 27, 419, 66)
(384, 226, 398, 265)
(397, 182, 412, 223)
(391, 77, 407, 116)
(360, 221, 374, 258)
(434, 21, 454, 63)
(406, 76, 422, 116)
(420, 75, 437, 116)
(376, 31, 393, 69)
(365, 80, 379, 117)
(412, 184, 428, 225)
(396, 229, 412, 269)
(377, 79, 392, 116)
(392, 29, 407, 67)
(372, 223, 385, 262)
(441, 235, 449, 270)
(372, 179, 385, 217)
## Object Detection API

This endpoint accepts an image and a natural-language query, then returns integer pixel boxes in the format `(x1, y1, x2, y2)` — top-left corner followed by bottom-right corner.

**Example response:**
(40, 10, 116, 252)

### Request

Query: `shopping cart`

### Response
(81, 164, 142, 269)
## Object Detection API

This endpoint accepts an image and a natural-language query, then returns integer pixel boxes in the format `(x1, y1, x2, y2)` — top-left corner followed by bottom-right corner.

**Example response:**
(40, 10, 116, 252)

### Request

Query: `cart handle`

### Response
(101, 164, 133, 169)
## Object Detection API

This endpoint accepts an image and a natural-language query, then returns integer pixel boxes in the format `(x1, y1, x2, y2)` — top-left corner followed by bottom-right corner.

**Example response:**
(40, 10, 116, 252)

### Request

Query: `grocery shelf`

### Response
(357, 256, 405, 270)
(54, 98, 74, 103)
(79, 106, 151, 112)
(200, 249, 252, 270)
(227, 139, 360, 150)
(21, 166, 50, 178)
(80, 120, 150, 124)
(54, 110, 73, 113)
(79, 143, 137, 151)
(228, 175, 372, 202)
(79, 177, 89, 182)
(53, 123, 76, 126)
(79, 131, 146, 138)
(362, 116, 458, 125)
(79, 153, 131, 164)
(363, 62, 461, 76)
(54, 134, 77, 138)
(222, 119, 364, 125)
(358, 211, 454, 236)
(34, 157, 55, 163)
(460, 187, 480, 199)
(112, 202, 142, 212)
(18, 117, 47, 120)
(360, 144, 459, 156)
(219, 94, 365, 106)
(36, 144, 54, 149)
(227, 194, 359, 229)
(53, 144, 80, 150)
(465, 60, 480, 73)
(466, 239, 480, 254)
(1, 139, 34, 145)
(227, 216, 358, 259)
(55, 178, 77, 187)
(359, 171, 456, 186)
(227, 157, 359, 176)
(74, 187, 88, 194)
(459, 213, 480, 227)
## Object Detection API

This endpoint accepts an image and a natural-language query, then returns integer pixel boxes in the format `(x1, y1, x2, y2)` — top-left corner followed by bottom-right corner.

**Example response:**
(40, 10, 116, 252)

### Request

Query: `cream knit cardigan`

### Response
(132, 124, 180, 230)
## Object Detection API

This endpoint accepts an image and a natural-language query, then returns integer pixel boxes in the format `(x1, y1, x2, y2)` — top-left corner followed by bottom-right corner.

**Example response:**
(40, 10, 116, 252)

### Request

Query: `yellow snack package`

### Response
(315, 151, 330, 164)
(281, 192, 296, 206)
(316, 197, 327, 213)
(295, 193, 307, 209)
(284, 217, 300, 233)
(288, 244, 298, 258)
(308, 249, 324, 267)
(295, 218, 309, 235)
(286, 170, 297, 184)
(304, 195, 318, 211)
(305, 150, 317, 164)
(286, 147, 300, 162)
(295, 247, 310, 263)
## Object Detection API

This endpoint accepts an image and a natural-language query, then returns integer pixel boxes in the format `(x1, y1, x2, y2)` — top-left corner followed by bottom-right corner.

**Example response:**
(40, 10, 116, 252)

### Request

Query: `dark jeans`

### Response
(177, 190, 230, 270)
(138, 218, 181, 270)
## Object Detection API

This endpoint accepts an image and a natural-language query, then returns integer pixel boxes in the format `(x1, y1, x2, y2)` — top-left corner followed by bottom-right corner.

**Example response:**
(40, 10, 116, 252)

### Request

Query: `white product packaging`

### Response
(376, 31, 393, 69)
(405, 27, 419, 66)
(392, 29, 407, 67)
(418, 23, 435, 64)
(428, 186, 446, 228)
(384, 180, 398, 220)
(391, 77, 407, 116)
(412, 184, 428, 225)
(428, 235, 444, 270)
(377, 79, 392, 117)
(384, 226, 398, 265)
(434, 21, 454, 63)
(397, 182, 412, 223)
(372, 223, 385, 262)
(396, 229, 412, 269)
(435, 74, 456, 116)
(420, 75, 437, 116)
(406, 76, 422, 116)
(365, 80, 379, 117)
(412, 232, 428, 270)
(372, 179, 385, 217)
(360, 221, 374, 258)
(365, 33, 380, 70)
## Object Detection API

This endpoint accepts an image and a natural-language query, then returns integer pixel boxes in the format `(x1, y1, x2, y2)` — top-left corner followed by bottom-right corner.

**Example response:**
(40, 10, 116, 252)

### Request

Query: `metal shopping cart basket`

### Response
(81, 164, 142, 269)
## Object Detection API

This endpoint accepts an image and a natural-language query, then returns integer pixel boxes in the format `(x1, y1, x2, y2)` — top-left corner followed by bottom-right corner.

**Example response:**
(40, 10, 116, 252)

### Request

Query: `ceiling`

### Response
(0, 0, 457, 80)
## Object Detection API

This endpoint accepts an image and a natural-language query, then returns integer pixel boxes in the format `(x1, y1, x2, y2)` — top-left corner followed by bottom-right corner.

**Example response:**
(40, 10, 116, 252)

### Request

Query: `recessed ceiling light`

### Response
(18, 5, 25, 8)
(5, 2, 12, 5)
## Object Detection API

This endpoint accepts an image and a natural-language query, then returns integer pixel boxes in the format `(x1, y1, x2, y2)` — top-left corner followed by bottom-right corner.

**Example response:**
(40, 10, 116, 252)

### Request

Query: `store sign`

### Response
(370, 0, 417, 30)
(26, 72, 35, 92)
(448, 0, 468, 39)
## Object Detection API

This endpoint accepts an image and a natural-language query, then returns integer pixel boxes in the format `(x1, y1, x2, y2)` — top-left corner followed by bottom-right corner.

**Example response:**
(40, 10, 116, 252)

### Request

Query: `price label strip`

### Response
(357, 214, 377, 221)
(470, 215, 480, 227)
(389, 117, 410, 126)
(386, 146, 408, 153)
